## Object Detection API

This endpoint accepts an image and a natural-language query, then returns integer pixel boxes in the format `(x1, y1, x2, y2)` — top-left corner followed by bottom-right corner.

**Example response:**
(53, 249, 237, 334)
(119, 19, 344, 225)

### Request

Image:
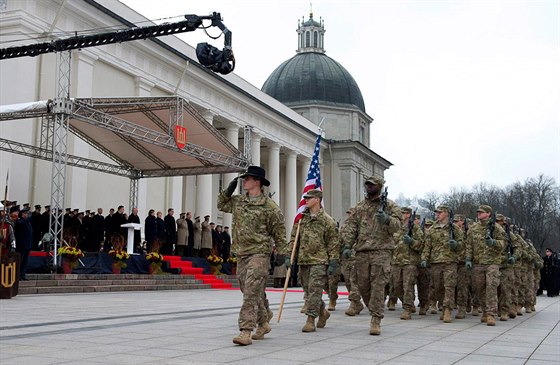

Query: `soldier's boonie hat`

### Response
(400, 207, 412, 214)
(303, 189, 322, 199)
(35, 204, 41, 209)
(434, 205, 450, 213)
(476, 205, 492, 213)
(239, 165, 270, 187)
(495, 213, 505, 221)
(9, 205, 20, 213)
(364, 175, 385, 186)
(425, 219, 434, 225)
(453, 214, 465, 222)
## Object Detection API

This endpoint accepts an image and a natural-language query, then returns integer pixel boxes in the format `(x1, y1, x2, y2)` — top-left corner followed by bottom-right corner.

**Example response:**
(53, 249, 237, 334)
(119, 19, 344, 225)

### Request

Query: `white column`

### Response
(268, 142, 280, 205)
(284, 150, 298, 231)
(196, 111, 215, 219)
(222, 124, 239, 229)
(251, 134, 261, 166)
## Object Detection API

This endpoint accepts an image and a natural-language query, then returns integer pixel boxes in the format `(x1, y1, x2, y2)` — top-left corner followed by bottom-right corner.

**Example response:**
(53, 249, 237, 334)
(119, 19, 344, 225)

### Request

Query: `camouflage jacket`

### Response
(392, 221, 423, 266)
(338, 219, 356, 261)
(465, 219, 506, 265)
(455, 229, 469, 263)
(339, 197, 401, 252)
(500, 226, 522, 267)
(217, 190, 286, 257)
(526, 241, 542, 267)
(289, 208, 339, 265)
(421, 220, 463, 264)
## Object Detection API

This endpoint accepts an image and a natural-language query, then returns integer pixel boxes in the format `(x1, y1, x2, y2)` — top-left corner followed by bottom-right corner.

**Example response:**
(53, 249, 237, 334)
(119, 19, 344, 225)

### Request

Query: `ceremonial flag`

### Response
(294, 132, 322, 223)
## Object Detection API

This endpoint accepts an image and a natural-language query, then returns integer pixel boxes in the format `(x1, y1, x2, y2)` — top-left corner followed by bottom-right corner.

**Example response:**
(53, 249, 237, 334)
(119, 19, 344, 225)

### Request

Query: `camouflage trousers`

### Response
(237, 254, 269, 330)
(417, 266, 431, 308)
(472, 264, 500, 316)
(390, 264, 418, 311)
(299, 264, 327, 318)
(341, 258, 361, 303)
(498, 266, 515, 315)
(524, 264, 535, 306)
(430, 263, 457, 309)
(325, 263, 341, 302)
(533, 269, 540, 302)
(514, 265, 527, 306)
(355, 250, 392, 319)
(456, 265, 478, 308)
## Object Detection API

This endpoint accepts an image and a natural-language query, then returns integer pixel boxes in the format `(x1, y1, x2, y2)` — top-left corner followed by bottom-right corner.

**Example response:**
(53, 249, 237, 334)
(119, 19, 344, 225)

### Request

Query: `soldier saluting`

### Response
(218, 166, 287, 346)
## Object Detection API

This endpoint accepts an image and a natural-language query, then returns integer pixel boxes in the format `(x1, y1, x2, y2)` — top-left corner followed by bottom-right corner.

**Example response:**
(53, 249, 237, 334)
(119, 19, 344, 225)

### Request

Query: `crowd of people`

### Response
(0, 200, 232, 280)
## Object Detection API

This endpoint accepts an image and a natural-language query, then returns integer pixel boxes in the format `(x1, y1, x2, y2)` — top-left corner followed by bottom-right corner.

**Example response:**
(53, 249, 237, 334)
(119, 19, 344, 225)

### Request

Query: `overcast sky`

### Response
(120, 0, 559, 199)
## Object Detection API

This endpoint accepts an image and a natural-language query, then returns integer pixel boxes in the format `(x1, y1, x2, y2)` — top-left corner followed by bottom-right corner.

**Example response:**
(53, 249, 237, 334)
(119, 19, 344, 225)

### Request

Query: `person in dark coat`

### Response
(163, 208, 177, 255)
(221, 226, 231, 261)
(186, 212, 194, 257)
(128, 207, 142, 253)
(31, 205, 42, 250)
(113, 205, 128, 239)
(155, 211, 166, 247)
(91, 208, 105, 251)
(541, 248, 559, 297)
(144, 209, 157, 252)
(104, 208, 115, 251)
(14, 206, 33, 280)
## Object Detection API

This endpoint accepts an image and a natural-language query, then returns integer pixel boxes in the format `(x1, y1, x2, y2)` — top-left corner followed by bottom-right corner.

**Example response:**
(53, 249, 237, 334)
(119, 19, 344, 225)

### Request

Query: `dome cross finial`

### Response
(310, 2, 313, 19)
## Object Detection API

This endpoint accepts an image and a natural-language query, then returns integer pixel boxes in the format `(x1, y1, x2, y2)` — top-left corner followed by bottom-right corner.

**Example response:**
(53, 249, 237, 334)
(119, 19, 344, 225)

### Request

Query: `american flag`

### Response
(294, 133, 322, 223)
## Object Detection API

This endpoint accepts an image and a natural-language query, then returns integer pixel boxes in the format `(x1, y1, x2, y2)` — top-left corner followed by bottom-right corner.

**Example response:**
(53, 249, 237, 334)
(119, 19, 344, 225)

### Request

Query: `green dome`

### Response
(262, 52, 365, 112)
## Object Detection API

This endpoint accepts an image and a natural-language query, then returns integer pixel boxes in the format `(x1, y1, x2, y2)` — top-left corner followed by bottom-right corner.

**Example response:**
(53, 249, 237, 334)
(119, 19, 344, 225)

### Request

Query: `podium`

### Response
(120, 223, 142, 255)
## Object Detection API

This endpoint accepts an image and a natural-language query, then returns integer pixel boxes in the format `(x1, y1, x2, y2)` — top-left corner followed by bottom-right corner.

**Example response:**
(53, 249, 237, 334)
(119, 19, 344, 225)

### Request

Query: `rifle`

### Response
(487, 212, 496, 239)
(449, 209, 455, 240)
(420, 217, 426, 233)
(463, 217, 469, 234)
(378, 187, 388, 213)
(407, 210, 416, 236)
(504, 221, 513, 257)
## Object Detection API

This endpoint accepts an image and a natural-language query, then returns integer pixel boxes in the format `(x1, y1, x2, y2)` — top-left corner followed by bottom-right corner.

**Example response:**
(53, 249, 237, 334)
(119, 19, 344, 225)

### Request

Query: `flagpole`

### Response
(277, 220, 300, 323)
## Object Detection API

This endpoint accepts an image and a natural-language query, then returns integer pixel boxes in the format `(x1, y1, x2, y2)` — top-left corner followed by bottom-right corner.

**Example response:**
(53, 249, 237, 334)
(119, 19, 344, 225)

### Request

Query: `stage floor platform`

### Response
(0, 287, 558, 364)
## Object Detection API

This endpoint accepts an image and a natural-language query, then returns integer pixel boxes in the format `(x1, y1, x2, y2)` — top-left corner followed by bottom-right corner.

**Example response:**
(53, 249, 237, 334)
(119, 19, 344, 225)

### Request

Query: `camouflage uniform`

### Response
(453, 215, 476, 318)
(417, 220, 433, 314)
(526, 239, 543, 311)
(421, 209, 463, 319)
(391, 216, 423, 317)
(290, 207, 339, 319)
(465, 208, 507, 321)
(217, 190, 286, 333)
(339, 183, 401, 332)
(497, 217, 520, 319)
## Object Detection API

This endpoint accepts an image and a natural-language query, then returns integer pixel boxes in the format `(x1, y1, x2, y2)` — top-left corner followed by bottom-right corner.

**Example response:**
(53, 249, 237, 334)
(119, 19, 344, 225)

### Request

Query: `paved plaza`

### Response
(1, 286, 558, 364)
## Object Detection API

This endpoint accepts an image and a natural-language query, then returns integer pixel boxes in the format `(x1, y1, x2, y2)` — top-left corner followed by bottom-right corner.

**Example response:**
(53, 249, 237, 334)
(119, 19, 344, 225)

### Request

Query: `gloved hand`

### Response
(403, 235, 413, 245)
(534, 261, 543, 269)
(465, 260, 473, 270)
(342, 246, 352, 259)
(420, 260, 428, 268)
(224, 177, 238, 197)
(375, 210, 390, 225)
(507, 255, 516, 265)
(448, 239, 458, 250)
(485, 234, 496, 247)
(284, 257, 291, 268)
(327, 259, 339, 275)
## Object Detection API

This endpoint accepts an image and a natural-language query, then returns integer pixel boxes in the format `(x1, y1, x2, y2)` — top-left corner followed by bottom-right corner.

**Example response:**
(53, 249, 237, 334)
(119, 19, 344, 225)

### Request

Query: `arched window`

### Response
(306, 31, 310, 47)
(314, 31, 318, 47)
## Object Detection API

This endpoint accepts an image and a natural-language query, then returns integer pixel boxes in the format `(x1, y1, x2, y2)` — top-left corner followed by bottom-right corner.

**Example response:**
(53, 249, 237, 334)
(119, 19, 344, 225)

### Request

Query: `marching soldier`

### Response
(495, 214, 519, 321)
(340, 209, 365, 316)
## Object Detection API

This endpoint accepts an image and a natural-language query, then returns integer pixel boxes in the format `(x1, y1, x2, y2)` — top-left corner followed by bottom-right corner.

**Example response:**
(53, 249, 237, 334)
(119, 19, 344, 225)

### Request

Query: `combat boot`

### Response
(455, 306, 466, 319)
(302, 316, 316, 332)
(233, 330, 252, 346)
(345, 300, 364, 316)
(327, 299, 336, 311)
(499, 313, 508, 321)
(429, 305, 437, 314)
(508, 309, 517, 319)
(481, 311, 488, 323)
(466, 305, 472, 313)
(252, 322, 271, 340)
(525, 306, 532, 314)
(369, 317, 381, 335)
(486, 314, 496, 326)
(300, 302, 308, 314)
(419, 305, 427, 315)
(411, 306, 416, 314)
(530, 305, 536, 312)
(267, 308, 274, 322)
(516, 304, 523, 316)
(400, 309, 412, 320)
(443, 308, 452, 323)
(387, 299, 396, 311)
(472, 307, 480, 316)
(317, 308, 331, 328)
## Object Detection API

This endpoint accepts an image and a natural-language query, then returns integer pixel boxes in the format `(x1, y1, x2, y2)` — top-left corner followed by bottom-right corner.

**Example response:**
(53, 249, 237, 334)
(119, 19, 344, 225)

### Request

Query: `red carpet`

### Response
(163, 256, 232, 289)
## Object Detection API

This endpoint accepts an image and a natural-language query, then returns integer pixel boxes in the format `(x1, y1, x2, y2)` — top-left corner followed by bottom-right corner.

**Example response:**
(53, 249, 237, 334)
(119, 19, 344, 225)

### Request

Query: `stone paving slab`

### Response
(0, 287, 558, 364)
